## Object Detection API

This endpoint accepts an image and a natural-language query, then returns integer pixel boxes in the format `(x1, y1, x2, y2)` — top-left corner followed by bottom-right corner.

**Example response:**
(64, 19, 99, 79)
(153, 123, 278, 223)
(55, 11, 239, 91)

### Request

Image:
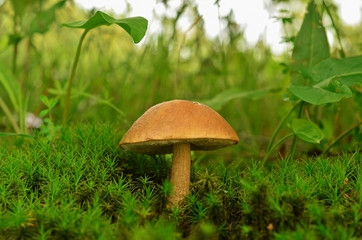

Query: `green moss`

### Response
(0, 123, 360, 239)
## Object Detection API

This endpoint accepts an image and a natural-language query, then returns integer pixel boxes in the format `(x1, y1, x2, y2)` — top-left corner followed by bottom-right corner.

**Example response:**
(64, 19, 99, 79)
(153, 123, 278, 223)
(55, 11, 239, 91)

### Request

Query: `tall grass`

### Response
(1, 1, 360, 158)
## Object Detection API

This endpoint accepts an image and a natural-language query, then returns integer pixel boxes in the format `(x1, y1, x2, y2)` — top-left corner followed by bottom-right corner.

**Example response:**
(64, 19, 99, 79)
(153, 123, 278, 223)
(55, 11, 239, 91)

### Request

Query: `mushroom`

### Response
(119, 100, 239, 204)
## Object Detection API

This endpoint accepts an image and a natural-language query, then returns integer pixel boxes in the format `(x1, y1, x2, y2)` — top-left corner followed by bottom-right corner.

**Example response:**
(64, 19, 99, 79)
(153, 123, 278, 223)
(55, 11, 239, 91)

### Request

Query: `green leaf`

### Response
(291, 119, 324, 144)
(289, 80, 352, 105)
(201, 88, 280, 111)
(49, 99, 58, 109)
(39, 109, 49, 118)
(291, 0, 330, 85)
(305, 55, 362, 87)
(62, 11, 148, 44)
(28, 0, 66, 35)
(0, 132, 33, 138)
(40, 95, 50, 106)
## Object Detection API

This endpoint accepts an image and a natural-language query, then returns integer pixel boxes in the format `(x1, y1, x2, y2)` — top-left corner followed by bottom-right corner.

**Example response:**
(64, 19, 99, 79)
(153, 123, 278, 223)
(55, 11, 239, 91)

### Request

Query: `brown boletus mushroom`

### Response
(119, 100, 239, 204)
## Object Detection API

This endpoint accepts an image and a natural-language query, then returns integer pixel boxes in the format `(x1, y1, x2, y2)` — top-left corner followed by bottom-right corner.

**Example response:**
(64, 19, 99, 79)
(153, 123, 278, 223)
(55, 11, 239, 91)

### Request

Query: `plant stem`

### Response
(18, 94, 26, 133)
(62, 29, 89, 124)
(322, 121, 362, 155)
(262, 132, 294, 166)
(289, 101, 304, 159)
(20, 38, 32, 94)
(0, 96, 20, 133)
(12, 42, 18, 74)
(266, 100, 302, 152)
(323, 0, 345, 58)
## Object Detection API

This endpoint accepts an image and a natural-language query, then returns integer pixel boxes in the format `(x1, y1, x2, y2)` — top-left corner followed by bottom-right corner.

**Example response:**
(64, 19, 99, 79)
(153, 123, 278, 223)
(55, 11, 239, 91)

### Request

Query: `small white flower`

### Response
(26, 113, 43, 129)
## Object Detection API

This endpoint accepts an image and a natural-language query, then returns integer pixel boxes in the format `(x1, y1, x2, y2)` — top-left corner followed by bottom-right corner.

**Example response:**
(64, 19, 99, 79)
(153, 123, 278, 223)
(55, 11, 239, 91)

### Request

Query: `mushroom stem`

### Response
(169, 143, 191, 205)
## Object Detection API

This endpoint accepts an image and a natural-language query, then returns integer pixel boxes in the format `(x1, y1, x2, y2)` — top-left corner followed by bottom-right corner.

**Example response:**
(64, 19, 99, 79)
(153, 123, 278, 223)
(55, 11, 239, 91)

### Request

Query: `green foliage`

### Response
(0, 132, 32, 138)
(202, 87, 280, 111)
(290, 119, 324, 144)
(0, 124, 360, 238)
(289, 55, 362, 105)
(265, 0, 361, 161)
(39, 95, 58, 118)
(10, 0, 28, 18)
(61, 10, 148, 123)
(0, 62, 24, 133)
(0, 63, 21, 110)
(132, 218, 179, 240)
(291, 0, 330, 86)
(289, 81, 352, 105)
(28, 0, 66, 35)
(38, 95, 61, 140)
(305, 56, 362, 86)
(0, 3, 360, 238)
(62, 11, 148, 44)
(289, 0, 361, 100)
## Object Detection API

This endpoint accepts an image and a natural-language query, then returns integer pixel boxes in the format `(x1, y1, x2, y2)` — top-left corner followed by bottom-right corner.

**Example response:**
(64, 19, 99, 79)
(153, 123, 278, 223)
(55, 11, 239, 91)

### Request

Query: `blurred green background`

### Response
(0, 0, 361, 159)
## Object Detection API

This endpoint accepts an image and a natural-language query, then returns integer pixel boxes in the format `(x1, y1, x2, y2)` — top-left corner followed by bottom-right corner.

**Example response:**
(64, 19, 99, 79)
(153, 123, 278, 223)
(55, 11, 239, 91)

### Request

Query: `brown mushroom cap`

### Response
(119, 100, 239, 154)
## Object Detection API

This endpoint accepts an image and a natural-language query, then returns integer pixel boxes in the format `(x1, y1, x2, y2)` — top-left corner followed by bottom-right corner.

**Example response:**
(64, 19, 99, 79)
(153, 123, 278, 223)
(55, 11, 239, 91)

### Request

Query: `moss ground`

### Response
(0, 123, 360, 239)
